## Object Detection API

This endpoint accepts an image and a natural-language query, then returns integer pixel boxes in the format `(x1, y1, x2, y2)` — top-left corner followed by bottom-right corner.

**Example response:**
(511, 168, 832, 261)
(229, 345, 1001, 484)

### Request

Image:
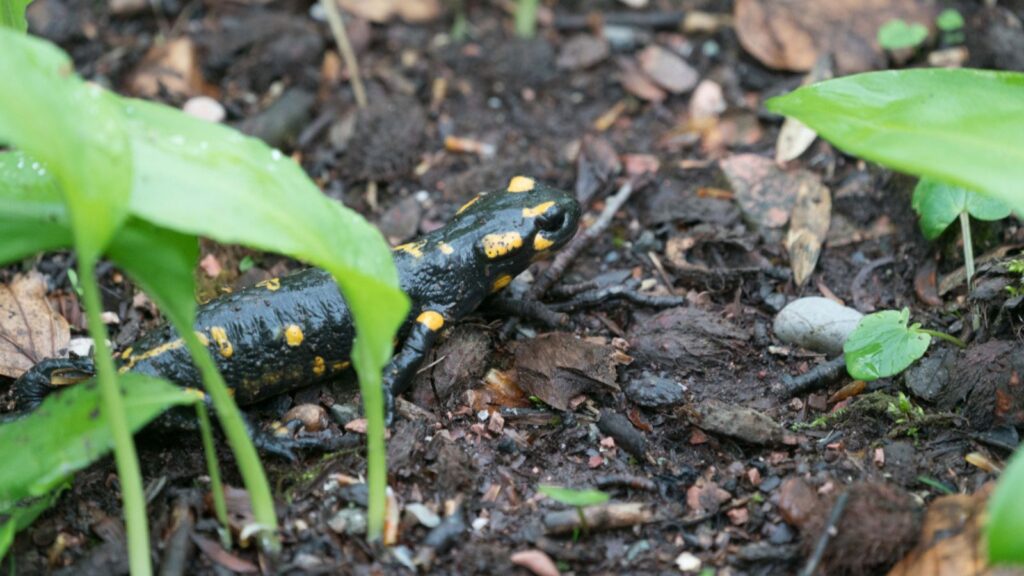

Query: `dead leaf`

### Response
(688, 398, 787, 445)
(689, 79, 726, 121)
(128, 37, 204, 99)
(338, 0, 441, 23)
(776, 57, 833, 163)
(467, 368, 531, 413)
(192, 534, 258, 573)
(0, 272, 71, 378)
(785, 177, 832, 286)
(887, 484, 997, 576)
(637, 45, 699, 94)
(617, 58, 666, 102)
(556, 34, 610, 70)
(512, 333, 621, 411)
(701, 110, 762, 156)
(510, 550, 560, 576)
(720, 154, 802, 230)
(575, 135, 621, 204)
(734, 0, 937, 74)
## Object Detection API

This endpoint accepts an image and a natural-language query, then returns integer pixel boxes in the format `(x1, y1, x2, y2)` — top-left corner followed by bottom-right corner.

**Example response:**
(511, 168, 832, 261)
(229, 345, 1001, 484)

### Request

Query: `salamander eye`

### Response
(536, 207, 566, 232)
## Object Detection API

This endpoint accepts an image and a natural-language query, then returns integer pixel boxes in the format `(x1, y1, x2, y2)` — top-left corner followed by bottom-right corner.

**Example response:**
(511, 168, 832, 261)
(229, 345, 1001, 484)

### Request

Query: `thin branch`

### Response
(320, 0, 367, 109)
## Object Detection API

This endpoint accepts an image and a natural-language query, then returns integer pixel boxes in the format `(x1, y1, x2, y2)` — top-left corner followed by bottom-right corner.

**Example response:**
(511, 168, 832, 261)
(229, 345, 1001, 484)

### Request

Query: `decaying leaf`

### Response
(0, 272, 71, 378)
(687, 398, 787, 445)
(512, 332, 622, 410)
(127, 37, 204, 99)
(887, 484, 994, 576)
(785, 177, 832, 286)
(720, 154, 798, 231)
(734, 0, 936, 74)
(617, 57, 667, 102)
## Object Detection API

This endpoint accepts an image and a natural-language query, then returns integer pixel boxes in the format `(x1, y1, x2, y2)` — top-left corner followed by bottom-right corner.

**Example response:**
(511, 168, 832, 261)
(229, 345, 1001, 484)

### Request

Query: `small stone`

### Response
(329, 404, 360, 426)
(183, 96, 226, 124)
(904, 347, 955, 403)
(327, 508, 367, 535)
(623, 372, 686, 408)
(404, 503, 441, 528)
(773, 297, 863, 354)
(674, 551, 702, 571)
(283, 404, 327, 432)
(776, 477, 819, 528)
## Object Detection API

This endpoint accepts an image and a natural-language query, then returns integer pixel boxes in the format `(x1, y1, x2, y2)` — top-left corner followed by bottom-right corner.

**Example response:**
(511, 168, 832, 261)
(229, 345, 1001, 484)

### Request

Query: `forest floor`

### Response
(5, 0, 1024, 574)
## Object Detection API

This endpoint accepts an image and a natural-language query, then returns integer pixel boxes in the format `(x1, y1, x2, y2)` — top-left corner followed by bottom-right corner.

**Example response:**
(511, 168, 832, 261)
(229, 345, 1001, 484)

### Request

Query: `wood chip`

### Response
(785, 176, 832, 286)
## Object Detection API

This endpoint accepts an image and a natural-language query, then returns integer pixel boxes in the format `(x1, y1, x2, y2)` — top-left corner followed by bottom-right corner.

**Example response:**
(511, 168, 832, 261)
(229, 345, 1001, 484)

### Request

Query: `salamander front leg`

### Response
(382, 310, 445, 425)
(13, 357, 96, 411)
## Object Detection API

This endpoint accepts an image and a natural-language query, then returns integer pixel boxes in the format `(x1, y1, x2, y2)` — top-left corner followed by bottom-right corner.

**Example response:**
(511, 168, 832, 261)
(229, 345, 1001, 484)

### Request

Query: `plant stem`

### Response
(960, 211, 975, 289)
(195, 401, 231, 549)
(361, 363, 387, 540)
(514, 0, 539, 38)
(177, 328, 280, 553)
(78, 255, 151, 576)
(916, 328, 966, 349)
(320, 0, 367, 109)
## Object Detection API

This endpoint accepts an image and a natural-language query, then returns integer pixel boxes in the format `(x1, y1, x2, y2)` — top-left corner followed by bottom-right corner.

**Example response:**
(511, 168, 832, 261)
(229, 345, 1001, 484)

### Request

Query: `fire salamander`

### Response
(15, 176, 581, 450)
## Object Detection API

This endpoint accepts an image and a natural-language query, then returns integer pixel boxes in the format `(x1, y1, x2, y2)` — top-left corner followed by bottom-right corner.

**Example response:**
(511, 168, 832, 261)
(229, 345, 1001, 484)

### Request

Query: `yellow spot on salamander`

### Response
(331, 360, 351, 372)
(522, 201, 555, 218)
(482, 232, 523, 259)
(534, 233, 554, 251)
(507, 175, 535, 193)
(120, 338, 185, 371)
(491, 274, 513, 293)
(120, 347, 133, 360)
(417, 310, 445, 332)
(183, 387, 207, 401)
(393, 239, 427, 258)
(285, 324, 304, 347)
(455, 195, 479, 215)
(210, 326, 234, 358)
(257, 278, 281, 291)
(438, 241, 455, 255)
(313, 356, 326, 376)
(194, 331, 210, 347)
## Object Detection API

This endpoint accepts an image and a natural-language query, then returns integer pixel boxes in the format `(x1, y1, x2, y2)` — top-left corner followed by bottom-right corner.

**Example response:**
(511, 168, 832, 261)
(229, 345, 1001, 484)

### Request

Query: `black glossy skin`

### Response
(17, 177, 580, 411)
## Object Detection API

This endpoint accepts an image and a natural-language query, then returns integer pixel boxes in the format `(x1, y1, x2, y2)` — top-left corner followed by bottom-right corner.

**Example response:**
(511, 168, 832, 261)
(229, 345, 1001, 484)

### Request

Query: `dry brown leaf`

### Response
(617, 58, 666, 102)
(734, 0, 937, 74)
(127, 37, 204, 98)
(887, 484, 1000, 576)
(338, 0, 440, 24)
(637, 45, 698, 94)
(0, 272, 71, 378)
(512, 332, 621, 411)
(785, 177, 832, 286)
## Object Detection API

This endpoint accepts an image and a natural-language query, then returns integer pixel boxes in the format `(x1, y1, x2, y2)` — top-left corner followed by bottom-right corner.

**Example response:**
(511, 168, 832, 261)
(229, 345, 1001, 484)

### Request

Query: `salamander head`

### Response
(439, 176, 581, 291)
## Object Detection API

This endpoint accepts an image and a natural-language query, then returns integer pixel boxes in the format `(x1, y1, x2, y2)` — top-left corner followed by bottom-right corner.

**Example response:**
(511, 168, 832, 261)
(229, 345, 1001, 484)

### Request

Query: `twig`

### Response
(320, 0, 367, 109)
(799, 490, 850, 576)
(548, 285, 685, 312)
(777, 355, 847, 397)
(530, 175, 648, 298)
(553, 11, 686, 31)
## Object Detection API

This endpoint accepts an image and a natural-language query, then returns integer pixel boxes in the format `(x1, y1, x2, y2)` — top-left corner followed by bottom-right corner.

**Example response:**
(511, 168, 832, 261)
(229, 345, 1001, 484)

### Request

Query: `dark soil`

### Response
(5, 0, 1024, 574)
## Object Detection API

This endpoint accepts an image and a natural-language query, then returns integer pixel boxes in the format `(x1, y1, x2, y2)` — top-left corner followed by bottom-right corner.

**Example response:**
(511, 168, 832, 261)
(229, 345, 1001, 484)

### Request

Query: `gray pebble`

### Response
(773, 297, 863, 354)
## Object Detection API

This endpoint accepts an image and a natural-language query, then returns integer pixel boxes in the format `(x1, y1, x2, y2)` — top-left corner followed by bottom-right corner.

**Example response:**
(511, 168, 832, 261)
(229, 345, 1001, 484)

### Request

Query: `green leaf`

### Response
(877, 19, 928, 50)
(116, 95, 408, 402)
(912, 178, 1012, 240)
(988, 447, 1024, 564)
(0, 29, 130, 260)
(538, 485, 611, 507)
(936, 9, 964, 32)
(0, 151, 199, 315)
(0, 486, 64, 563)
(0, 374, 197, 504)
(766, 69, 1024, 216)
(0, 0, 32, 32)
(843, 309, 931, 381)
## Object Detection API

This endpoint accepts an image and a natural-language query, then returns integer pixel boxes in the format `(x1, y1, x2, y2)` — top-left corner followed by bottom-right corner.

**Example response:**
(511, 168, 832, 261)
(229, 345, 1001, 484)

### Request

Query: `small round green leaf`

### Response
(843, 309, 931, 381)
(936, 9, 964, 32)
(912, 179, 1011, 240)
(538, 485, 610, 507)
(877, 19, 928, 50)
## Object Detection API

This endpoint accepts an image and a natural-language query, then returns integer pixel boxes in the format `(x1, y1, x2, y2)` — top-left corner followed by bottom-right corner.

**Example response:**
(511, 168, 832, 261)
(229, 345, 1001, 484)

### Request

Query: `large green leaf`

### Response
(766, 69, 1024, 214)
(0, 29, 130, 260)
(912, 178, 1012, 240)
(0, 0, 32, 32)
(116, 96, 409, 399)
(988, 447, 1024, 564)
(843, 309, 931, 381)
(0, 374, 196, 504)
